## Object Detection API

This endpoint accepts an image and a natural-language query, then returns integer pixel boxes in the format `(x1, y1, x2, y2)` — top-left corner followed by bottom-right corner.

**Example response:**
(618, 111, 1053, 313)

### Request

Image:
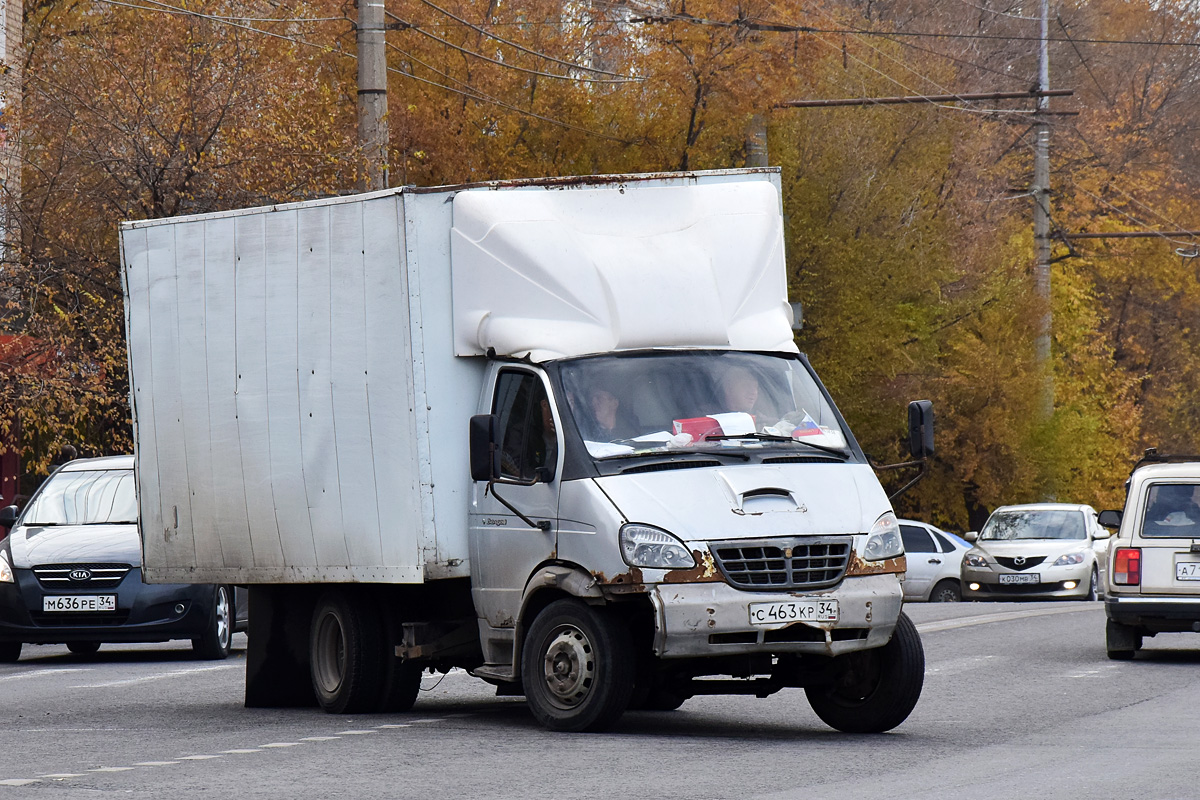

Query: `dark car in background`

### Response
(0, 455, 246, 662)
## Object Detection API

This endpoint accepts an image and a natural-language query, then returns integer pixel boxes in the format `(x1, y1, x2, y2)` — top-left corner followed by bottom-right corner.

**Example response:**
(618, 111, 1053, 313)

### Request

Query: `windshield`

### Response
(21, 469, 138, 525)
(979, 509, 1086, 541)
(558, 351, 849, 459)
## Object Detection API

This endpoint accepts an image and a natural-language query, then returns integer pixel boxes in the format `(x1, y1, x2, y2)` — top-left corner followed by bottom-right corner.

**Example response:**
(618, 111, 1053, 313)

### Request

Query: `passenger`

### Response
(1146, 484, 1200, 534)
(719, 366, 760, 414)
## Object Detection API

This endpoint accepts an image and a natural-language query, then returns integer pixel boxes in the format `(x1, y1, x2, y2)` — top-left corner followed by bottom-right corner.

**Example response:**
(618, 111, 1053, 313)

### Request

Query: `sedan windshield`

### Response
(979, 509, 1086, 541)
(21, 469, 138, 525)
(558, 351, 849, 459)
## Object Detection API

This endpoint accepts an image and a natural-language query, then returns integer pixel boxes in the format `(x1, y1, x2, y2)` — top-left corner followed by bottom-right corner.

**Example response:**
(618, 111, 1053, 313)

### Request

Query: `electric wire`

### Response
(416, 0, 631, 77)
(386, 11, 640, 83)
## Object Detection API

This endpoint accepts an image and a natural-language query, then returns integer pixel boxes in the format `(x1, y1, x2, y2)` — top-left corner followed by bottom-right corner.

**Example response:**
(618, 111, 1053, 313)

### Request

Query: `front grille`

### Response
(711, 537, 852, 590)
(33, 563, 132, 589)
(994, 556, 1046, 571)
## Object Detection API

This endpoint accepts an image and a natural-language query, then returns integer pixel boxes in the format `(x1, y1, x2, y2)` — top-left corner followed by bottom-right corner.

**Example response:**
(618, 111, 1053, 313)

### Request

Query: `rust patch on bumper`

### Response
(662, 550, 723, 584)
(845, 554, 906, 576)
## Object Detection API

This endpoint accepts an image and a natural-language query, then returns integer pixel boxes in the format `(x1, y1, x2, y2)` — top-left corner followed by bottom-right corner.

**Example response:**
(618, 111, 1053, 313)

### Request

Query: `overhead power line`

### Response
(777, 89, 1072, 108)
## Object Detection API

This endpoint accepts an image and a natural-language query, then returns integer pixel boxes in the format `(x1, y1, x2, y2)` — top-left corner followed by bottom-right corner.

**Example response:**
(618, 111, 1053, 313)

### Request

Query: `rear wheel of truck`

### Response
(310, 589, 385, 714)
(1106, 619, 1141, 660)
(0, 641, 21, 662)
(804, 611, 924, 733)
(522, 599, 635, 732)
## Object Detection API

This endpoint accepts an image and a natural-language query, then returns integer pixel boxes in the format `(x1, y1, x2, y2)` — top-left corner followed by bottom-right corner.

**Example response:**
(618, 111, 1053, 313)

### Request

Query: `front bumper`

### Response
(0, 568, 214, 645)
(962, 563, 1093, 600)
(649, 573, 903, 658)
(1106, 595, 1200, 633)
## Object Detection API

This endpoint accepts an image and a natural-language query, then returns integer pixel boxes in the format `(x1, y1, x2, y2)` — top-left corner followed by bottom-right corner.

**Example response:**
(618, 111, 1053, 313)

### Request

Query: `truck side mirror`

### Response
(0, 504, 17, 531)
(907, 400, 935, 459)
(1098, 509, 1122, 529)
(469, 414, 500, 482)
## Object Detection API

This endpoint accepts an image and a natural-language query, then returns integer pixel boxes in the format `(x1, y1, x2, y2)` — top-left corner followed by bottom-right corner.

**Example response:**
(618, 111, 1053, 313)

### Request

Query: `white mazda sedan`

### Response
(961, 503, 1111, 601)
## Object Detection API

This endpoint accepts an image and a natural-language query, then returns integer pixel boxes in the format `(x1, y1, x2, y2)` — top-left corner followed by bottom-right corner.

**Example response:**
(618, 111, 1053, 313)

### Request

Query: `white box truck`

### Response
(120, 168, 932, 732)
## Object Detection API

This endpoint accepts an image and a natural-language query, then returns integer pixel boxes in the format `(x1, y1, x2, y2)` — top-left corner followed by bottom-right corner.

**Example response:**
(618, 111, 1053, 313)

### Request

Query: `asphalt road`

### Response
(3, 601, 1198, 799)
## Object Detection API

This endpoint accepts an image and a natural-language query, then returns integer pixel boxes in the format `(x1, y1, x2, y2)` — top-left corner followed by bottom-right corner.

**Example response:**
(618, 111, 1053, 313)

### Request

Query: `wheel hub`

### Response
(541, 625, 595, 707)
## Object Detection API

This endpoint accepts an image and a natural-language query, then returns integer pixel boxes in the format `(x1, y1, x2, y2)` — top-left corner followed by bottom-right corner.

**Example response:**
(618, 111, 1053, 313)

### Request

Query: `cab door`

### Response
(468, 367, 561, 631)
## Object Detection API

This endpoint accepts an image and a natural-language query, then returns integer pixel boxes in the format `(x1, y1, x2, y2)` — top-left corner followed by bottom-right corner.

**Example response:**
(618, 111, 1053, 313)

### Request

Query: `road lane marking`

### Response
(177, 755, 221, 760)
(375, 724, 411, 729)
(337, 730, 375, 735)
(134, 762, 179, 766)
(259, 742, 301, 748)
(89, 766, 135, 772)
(0, 668, 89, 683)
(0, 779, 39, 786)
(40, 774, 84, 779)
(222, 749, 262, 754)
(300, 736, 340, 741)
(915, 604, 1097, 633)
(72, 664, 237, 689)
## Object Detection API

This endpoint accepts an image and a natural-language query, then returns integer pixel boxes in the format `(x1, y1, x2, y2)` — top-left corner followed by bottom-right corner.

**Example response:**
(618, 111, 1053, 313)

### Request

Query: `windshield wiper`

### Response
(598, 449, 751, 463)
(703, 433, 849, 458)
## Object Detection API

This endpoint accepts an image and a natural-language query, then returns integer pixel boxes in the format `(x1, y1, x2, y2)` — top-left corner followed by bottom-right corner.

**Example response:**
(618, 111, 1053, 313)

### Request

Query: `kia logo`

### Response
(68, 568, 92, 581)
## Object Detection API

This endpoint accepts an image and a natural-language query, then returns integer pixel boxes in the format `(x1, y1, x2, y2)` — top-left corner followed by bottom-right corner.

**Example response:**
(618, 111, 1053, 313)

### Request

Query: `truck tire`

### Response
(67, 641, 101, 656)
(378, 659, 423, 713)
(310, 589, 386, 714)
(192, 585, 233, 660)
(1106, 619, 1141, 660)
(805, 612, 924, 733)
(0, 641, 21, 663)
(522, 599, 634, 732)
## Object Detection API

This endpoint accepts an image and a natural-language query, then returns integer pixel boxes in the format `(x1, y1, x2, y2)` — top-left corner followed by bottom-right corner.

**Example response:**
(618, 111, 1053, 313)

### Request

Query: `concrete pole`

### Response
(745, 115, 768, 168)
(1032, 0, 1053, 422)
(357, 0, 388, 191)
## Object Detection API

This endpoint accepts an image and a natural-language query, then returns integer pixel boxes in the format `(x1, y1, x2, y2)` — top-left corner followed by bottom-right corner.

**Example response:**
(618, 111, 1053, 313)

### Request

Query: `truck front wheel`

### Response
(522, 599, 634, 732)
(804, 612, 924, 733)
(310, 589, 385, 714)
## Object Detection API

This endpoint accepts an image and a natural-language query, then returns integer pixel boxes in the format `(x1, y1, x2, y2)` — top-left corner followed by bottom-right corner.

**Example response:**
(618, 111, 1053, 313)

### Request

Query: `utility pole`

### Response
(1032, 0, 1053, 422)
(357, 0, 388, 191)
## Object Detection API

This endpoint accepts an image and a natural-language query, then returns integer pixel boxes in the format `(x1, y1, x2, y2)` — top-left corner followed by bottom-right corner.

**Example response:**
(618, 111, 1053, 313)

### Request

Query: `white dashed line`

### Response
(177, 755, 221, 761)
(0, 779, 39, 786)
(89, 766, 135, 773)
(40, 773, 84, 779)
(0, 668, 89, 683)
(375, 724, 411, 729)
(134, 762, 179, 766)
(259, 742, 301, 748)
(336, 730, 375, 735)
(222, 749, 262, 754)
(72, 664, 237, 689)
(300, 736, 340, 741)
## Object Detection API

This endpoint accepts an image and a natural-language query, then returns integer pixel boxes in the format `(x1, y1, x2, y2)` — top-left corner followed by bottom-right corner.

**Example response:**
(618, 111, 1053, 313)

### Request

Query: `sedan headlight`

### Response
(1053, 551, 1086, 566)
(862, 512, 904, 561)
(0, 550, 13, 583)
(964, 553, 989, 568)
(619, 524, 696, 569)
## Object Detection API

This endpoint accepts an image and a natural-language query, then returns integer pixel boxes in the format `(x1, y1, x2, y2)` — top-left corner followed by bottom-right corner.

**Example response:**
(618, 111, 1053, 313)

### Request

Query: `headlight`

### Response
(964, 554, 989, 568)
(1053, 551, 1086, 566)
(0, 550, 13, 583)
(619, 524, 696, 569)
(862, 512, 903, 561)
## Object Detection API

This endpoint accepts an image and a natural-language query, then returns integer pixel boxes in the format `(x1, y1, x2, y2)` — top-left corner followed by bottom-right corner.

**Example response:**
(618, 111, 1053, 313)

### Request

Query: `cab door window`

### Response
(493, 371, 557, 482)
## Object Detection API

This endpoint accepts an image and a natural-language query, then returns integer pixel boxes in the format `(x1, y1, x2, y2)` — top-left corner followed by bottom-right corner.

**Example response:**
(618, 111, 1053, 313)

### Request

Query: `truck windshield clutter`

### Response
(120, 168, 933, 733)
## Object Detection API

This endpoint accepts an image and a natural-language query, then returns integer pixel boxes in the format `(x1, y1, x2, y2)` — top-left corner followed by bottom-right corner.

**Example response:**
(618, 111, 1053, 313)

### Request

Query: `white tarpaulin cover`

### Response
(450, 177, 798, 361)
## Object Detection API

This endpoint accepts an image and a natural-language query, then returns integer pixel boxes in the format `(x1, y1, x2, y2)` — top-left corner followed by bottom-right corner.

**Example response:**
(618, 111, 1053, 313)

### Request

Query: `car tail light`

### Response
(1113, 548, 1141, 585)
